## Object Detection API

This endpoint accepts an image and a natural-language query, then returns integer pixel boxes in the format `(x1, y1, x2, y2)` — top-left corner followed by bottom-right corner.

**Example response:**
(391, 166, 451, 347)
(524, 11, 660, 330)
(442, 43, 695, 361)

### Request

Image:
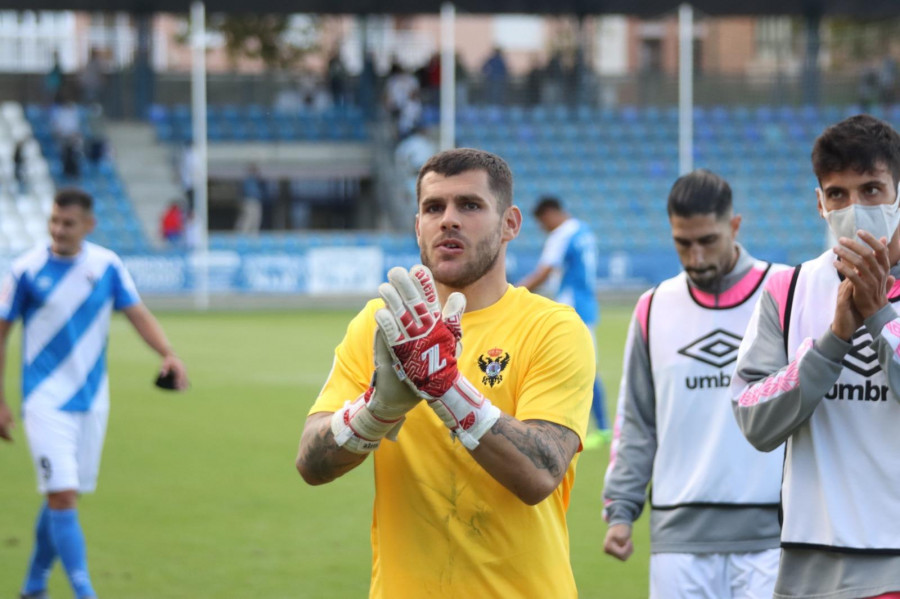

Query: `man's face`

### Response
(817, 162, 896, 214)
(415, 169, 510, 289)
(536, 210, 559, 233)
(49, 203, 94, 256)
(670, 212, 740, 289)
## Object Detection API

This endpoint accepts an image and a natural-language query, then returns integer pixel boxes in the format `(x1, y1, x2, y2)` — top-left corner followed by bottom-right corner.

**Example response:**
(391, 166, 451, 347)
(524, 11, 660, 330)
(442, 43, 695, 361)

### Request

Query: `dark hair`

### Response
(812, 114, 900, 185)
(416, 148, 513, 212)
(54, 187, 93, 212)
(667, 169, 733, 219)
(533, 196, 563, 217)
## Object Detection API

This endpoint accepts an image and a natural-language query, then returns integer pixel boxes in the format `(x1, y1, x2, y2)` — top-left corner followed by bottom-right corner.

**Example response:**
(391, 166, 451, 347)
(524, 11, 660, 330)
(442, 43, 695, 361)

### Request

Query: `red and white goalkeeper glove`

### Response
(374, 265, 500, 450)
(330, 325, 422, 454)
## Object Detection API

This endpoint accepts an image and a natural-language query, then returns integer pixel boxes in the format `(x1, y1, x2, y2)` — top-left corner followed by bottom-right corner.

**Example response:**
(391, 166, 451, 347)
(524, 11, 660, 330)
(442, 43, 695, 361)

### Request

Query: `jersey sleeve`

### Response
(111, 254, 141, 310)
(309, 301, 380, 415)
(862, 303, 900, 404)
(602, 297, 656, 526)
(0, 267, 26, 323)
(537, 227, 567, 268)
(730, 288, 847, 452)
(512, 307, 594, 442)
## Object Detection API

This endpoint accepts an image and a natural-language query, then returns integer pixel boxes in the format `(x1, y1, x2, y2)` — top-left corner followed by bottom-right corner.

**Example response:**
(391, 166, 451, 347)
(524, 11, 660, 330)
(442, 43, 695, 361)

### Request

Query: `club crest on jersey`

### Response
(478, 347, 510, 388)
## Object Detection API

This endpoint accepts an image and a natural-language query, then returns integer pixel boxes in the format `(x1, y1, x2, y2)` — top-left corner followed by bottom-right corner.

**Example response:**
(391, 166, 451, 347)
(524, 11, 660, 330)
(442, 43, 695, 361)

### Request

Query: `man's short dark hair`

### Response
(812, 114, 900, 186)
(533, 196, 563, 217)
(667, 169, 733, 219)
(54, 187, 93, 212)
(416, 148, 513, 212)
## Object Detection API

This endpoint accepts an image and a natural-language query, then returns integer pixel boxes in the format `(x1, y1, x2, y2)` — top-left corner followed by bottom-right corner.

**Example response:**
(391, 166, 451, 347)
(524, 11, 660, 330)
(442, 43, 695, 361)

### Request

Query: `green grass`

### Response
(0, 304, 650, 598)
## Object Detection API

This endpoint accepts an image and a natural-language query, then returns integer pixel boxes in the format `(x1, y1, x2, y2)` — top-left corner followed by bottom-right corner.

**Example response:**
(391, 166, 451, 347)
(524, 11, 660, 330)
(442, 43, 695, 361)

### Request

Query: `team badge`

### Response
(477, 347, 510, 388)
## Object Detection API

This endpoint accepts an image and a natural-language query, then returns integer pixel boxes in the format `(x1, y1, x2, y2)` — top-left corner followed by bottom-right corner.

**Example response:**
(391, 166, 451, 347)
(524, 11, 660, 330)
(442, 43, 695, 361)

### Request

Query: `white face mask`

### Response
(818, 181, 900, 243)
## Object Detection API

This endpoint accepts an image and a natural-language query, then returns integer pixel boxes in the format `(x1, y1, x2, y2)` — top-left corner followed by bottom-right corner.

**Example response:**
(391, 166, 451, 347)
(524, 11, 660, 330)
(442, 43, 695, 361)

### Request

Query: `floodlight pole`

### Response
(439, 2, 456, 150)
(678, 3, 693, 175)
(191, 1, 210, 309)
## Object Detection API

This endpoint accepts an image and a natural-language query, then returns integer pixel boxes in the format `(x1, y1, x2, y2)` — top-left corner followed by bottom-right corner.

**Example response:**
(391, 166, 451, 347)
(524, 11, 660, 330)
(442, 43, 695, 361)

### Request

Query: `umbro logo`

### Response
(677, 329, 742, 368)
(842, 328, 881, 377)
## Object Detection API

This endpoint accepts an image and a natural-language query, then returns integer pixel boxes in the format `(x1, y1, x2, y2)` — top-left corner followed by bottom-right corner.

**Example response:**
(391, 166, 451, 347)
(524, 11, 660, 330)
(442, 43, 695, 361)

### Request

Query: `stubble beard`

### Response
(421, 230, 502, 289)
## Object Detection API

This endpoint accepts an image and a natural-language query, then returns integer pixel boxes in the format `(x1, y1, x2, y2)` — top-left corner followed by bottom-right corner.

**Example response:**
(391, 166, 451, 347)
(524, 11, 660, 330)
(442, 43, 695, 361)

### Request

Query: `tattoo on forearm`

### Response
(300, 426, 361, 484)
(489, 417, 575, 477)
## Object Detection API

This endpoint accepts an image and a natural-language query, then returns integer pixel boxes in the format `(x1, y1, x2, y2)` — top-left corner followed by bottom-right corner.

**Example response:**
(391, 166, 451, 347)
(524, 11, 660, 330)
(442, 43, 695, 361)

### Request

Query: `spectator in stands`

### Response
(880, 54, 898, 106)
(481, 47, 508, 105)
(44, 51, 63, 104)
(298, 71, 332, 114)
(236, 164, 266, 234)
(327, 49, 348, 107)
(542, 50, 565, 105)
(13, 139, 27, 192)
(396, 89, 423, 140)
(385, 62, 419, 136)
(455, 53, 470, 107)
(358, 51, 378, 119)
(160, 199, 185, 244)
(50, 94, 82, 180)
(859, 61, 880, 112)
(80, 47, 106, 105)
(416, 53, 441, 106)
(518, 197, 609, 446)
(84, 103, 108, 168)
(184, 209, 198, 250)
(394, 125, 435, 207)
(274, 83, 303, 115)
(178, 142, 196, 213)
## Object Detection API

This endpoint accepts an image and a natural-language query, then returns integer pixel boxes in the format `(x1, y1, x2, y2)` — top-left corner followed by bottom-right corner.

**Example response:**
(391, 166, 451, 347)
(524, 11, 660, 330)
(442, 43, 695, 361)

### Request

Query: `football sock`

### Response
(22, 502, 56, 594)
(48, 508, 96, 599)
(591, 378, 609, 431)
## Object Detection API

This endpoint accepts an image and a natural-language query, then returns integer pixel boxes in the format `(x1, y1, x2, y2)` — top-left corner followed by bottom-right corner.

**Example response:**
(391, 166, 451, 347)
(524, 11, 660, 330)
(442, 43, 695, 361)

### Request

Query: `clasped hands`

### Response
(831, 230, 896, 341)
(331, 265, 499, 454)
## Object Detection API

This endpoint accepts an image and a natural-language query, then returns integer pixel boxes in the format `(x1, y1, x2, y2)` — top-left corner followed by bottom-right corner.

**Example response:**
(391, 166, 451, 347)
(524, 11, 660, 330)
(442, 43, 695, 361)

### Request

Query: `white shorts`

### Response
(23, 406, 109, 494)
(650, 549, 780, 599)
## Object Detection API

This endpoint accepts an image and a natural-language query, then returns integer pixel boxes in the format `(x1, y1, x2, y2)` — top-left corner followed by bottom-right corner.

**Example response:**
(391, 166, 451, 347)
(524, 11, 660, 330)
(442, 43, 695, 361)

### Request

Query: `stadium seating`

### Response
(4, 101, 875, 285)
(454, 103, 852, 265)
(148, 103, 370, 144)
(0, 102, 55, 255)
(22, 103, 151, 255)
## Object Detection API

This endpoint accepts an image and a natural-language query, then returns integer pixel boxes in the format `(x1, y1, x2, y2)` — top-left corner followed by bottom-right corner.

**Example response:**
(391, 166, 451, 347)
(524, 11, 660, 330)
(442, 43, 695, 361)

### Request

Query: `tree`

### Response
(208, 13, 320, 70)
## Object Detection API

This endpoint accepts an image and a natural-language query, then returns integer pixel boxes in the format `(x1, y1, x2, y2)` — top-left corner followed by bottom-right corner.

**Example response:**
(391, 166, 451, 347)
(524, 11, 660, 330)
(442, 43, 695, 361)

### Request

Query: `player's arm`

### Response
(122, 303, 188, 390)
(519, 231, 565, 292)
(466, 416, 580, 505)
(731, 287, 847, 452)
(0, 319, 13, 442)
(602, 304, 656, 560)
(297, 313, 422, 485)
(296, 412, 369, 485)
(517, 263, 555, 292)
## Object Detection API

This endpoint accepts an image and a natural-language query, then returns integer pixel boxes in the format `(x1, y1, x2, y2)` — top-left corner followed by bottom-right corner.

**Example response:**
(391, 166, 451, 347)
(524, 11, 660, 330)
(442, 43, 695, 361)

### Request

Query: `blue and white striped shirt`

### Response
(0, 242, 140, 412)
(538, 218, 598, 326)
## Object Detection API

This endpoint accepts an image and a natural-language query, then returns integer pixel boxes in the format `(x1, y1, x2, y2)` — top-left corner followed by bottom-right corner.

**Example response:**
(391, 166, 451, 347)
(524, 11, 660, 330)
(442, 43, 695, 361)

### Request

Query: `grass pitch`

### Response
(0, 304, 650, 598)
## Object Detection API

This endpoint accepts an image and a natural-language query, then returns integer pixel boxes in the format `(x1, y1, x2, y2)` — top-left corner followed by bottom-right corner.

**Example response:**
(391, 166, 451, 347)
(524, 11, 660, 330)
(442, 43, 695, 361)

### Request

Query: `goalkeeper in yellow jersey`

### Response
(296, 148, 594, 599)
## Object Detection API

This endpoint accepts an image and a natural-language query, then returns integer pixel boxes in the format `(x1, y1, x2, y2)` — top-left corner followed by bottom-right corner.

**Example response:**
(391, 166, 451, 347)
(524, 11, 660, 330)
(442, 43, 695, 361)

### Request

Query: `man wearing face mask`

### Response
(603, 169, 788, 598)
(732, 114, 900, 599)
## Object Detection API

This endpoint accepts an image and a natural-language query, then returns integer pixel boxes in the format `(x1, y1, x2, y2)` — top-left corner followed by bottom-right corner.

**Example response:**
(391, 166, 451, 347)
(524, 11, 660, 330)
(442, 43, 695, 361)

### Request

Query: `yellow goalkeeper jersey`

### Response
(311, 284, 594, 599)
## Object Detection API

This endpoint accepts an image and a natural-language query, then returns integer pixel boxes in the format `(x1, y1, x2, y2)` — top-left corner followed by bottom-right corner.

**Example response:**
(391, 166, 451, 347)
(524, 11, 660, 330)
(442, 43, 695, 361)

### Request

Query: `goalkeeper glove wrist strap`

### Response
(331, 395, 404, 455)
(428, 374, 501, 450)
